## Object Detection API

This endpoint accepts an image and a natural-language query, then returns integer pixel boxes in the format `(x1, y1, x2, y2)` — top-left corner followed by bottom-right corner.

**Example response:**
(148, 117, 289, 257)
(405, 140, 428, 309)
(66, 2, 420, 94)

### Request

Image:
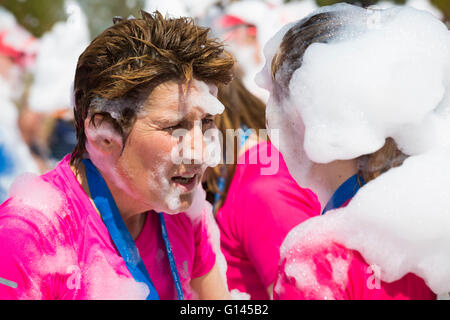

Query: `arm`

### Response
(274, 239, 352, 300)
(190, 261, 231, 300)
(273, 239, 436, 300)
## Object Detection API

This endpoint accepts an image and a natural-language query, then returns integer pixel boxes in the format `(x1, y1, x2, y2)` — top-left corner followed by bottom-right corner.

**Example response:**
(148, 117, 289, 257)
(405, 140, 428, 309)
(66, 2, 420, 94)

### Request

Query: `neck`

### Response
(309, 159, 359, 209)
(71, 162, 148, 240)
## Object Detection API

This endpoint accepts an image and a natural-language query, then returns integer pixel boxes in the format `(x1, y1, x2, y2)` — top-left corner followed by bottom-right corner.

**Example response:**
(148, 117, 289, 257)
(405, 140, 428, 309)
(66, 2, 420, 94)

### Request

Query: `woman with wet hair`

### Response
(258, 5, 441, 299)
(0, 11, 234, 300)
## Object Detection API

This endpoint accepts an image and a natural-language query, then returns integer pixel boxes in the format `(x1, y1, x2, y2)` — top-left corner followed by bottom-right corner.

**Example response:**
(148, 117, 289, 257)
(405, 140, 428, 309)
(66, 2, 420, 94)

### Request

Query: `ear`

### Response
(84, 114, 124, 159)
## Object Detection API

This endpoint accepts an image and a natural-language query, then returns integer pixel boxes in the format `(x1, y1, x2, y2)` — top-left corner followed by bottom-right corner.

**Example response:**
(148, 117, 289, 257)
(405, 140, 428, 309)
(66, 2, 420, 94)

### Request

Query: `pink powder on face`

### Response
(0, 155, 216, 300)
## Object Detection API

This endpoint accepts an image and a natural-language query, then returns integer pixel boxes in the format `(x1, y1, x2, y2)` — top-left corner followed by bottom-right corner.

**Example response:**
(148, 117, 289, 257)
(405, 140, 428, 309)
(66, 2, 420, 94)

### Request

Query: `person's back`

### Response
(216, 140, 320, 299)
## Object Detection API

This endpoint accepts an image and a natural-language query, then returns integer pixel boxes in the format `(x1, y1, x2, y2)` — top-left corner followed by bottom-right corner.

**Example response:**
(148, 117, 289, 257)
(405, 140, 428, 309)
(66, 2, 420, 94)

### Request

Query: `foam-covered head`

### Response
(259, 3, 450, 165)
(257, 4, 450, 295)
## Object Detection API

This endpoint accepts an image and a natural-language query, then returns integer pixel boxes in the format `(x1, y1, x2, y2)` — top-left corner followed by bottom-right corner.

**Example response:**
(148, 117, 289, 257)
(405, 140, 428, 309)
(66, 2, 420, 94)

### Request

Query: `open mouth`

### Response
(171, 174, 198, 190)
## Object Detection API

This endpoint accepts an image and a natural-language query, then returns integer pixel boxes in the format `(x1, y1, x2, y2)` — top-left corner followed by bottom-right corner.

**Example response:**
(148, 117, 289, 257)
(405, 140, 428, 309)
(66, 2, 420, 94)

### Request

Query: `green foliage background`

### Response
(1, 0, 449, 39)
(1, 0, 146, 38)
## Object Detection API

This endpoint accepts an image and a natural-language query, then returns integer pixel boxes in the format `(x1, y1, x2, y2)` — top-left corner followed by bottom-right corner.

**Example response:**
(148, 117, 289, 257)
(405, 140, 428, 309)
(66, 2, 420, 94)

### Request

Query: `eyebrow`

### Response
(151, 112, 184, 124)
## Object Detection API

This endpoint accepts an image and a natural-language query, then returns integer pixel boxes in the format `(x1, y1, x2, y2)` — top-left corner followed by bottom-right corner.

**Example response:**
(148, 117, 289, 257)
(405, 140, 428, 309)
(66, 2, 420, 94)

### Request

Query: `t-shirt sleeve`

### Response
(0, 212, 55, 300)
(191, 206, 217, 279)
(238, 171, 320, 289)
(274, 240, 436, 300)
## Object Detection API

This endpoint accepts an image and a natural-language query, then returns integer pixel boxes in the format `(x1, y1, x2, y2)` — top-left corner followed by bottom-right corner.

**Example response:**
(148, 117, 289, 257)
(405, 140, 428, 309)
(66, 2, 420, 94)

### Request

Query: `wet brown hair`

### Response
(71, 10, 234, 168)
(205, 73, 266, 213)
(271, 10, 408, 183)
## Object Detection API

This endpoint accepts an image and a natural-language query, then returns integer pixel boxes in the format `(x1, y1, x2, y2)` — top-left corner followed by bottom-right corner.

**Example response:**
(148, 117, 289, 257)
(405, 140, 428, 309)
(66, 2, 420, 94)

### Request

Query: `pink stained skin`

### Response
(216, 141, 321, 299)
(0, 155, 216, 300)
(274, 201, 437, 300)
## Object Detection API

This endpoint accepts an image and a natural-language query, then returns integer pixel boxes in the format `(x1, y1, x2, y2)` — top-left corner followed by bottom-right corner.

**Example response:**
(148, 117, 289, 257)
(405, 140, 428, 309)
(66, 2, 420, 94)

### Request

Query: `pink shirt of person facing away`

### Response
(275, 241, 436, 300)
(216, 141, 321, 299)
(0, 155, 216, 300)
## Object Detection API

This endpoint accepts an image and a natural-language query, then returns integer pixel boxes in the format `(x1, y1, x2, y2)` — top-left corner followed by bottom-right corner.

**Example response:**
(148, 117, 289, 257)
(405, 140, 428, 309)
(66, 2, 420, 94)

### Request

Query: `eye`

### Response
(163, 123, 183, 131)
(202, 117, 214, 126)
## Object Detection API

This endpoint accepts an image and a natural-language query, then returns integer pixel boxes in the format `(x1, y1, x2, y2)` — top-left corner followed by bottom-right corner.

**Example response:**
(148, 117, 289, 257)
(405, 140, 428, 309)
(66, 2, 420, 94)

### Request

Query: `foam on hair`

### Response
(258, 4, 450, 295)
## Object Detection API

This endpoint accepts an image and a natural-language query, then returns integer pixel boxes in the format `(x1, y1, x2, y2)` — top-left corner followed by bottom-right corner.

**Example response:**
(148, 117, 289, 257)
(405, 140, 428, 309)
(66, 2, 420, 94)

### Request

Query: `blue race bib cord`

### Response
(321, 174, 365, 215)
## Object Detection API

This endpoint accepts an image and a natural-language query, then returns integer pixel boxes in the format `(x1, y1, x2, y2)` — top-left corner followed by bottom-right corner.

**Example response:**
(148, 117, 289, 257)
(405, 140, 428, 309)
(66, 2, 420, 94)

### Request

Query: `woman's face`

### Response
(114, 80, 222, 214)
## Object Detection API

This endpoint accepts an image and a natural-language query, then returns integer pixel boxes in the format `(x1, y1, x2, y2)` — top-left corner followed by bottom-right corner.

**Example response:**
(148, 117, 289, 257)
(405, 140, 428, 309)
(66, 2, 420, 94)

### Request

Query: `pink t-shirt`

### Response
(0, 155, 215, 300)
(275, 242, 436, 300)
(275, 209, 436, 300)
(216, 141, 321, 299)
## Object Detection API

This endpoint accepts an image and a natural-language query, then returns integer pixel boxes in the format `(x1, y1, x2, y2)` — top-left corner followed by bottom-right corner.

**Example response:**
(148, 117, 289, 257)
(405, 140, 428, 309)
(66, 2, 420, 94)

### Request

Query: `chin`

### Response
(161, 196, 193, 215)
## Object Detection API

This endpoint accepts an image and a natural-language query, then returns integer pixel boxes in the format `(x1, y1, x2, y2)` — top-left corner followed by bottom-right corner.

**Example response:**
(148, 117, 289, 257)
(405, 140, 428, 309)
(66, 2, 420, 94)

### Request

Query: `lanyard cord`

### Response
(159, 212, 184, 300)
(321, 174, 365, 215)
(82, 159, 183, 300)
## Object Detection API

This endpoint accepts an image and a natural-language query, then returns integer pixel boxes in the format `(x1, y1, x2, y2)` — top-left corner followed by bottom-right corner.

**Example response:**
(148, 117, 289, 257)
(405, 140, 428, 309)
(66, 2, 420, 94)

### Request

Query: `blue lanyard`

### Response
(321, 174, 364, 215)
(82, 159, 184, 300)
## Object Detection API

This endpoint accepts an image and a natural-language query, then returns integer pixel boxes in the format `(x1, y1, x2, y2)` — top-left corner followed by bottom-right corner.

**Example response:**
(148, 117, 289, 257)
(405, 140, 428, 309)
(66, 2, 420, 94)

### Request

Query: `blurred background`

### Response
(0, 0, 449, 202)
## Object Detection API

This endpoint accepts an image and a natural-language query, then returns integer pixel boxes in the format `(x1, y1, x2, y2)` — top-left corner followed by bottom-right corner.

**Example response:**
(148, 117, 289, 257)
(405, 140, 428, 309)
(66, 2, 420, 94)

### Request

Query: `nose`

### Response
(183, 121, 207, 165)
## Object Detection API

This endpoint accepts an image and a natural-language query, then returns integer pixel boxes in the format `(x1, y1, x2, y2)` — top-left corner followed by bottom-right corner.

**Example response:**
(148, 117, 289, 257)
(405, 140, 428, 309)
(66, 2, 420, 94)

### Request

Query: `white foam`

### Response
(407, 0, 443, 19)
(9, 173, 66, 221)
(230, 289, 251, 300)
(29, 0, 90, 112)
(0, 79, 39, 202)
(186, 80, 224, 116)
(224, 0, 318, 102)
(84, 250, 150, 300)
(289, 6, 449, 163)
(145, 0, 215, 18)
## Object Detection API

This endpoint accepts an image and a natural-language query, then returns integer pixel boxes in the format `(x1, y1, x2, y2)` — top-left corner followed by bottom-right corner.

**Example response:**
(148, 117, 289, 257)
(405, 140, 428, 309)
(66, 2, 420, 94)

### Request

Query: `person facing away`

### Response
(204, 73, 321, 299)
(257, 5, 437, 300)
(0, 10, 235, 300)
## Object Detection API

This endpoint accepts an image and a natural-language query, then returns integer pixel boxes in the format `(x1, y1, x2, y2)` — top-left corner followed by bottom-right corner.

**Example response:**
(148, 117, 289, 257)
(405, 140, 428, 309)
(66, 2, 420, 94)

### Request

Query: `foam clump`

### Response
(337, 149, 450, 293)
(260, 4, 450, 295)
(230, 289, 251, 300)
(85, 251, 150, 300)
(29, 0, 90, 112)
(289, 5, 450, 162)
(8, 173, 66, 222)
